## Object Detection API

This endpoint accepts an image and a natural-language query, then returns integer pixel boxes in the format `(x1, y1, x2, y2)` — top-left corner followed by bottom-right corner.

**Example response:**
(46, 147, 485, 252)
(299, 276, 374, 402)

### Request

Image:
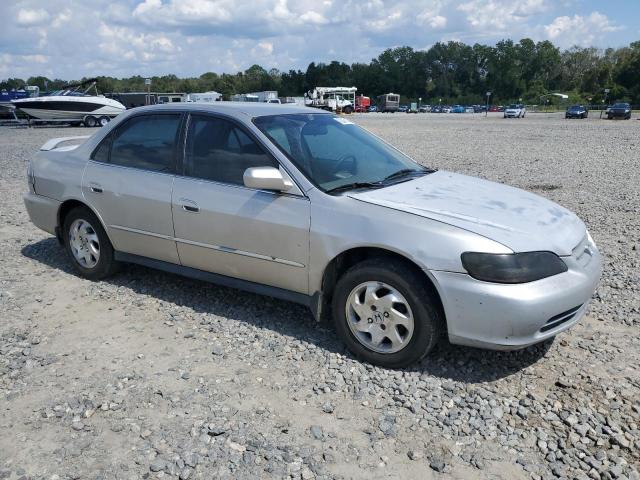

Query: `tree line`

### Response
(3, 38, 639, 105)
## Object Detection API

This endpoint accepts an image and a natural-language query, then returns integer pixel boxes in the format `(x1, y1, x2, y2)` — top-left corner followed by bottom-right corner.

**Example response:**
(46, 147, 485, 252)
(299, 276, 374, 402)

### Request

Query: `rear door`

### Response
(82, 112, 182, 264)
(171, 113, 310, 293)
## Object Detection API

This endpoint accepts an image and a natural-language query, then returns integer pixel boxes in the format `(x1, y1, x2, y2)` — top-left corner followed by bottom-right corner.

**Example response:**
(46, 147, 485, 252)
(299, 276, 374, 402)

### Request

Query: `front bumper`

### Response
(430, 236, 602, 350)
(609, 111, 630, 118)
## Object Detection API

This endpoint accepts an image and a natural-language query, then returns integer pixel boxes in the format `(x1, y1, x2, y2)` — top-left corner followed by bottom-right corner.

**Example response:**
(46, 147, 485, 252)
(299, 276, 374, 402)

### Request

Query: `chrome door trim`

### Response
(110, 225, 305, 268)
(86, 159, 177, 178)
(110, 224, 174, 241)
(171, 174, 309, 200)
(175, 237, 306, 268)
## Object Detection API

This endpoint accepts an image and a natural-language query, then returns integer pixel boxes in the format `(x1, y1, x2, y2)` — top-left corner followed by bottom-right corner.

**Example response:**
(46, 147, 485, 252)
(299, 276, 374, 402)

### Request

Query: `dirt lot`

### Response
(0, 113, 638, 480)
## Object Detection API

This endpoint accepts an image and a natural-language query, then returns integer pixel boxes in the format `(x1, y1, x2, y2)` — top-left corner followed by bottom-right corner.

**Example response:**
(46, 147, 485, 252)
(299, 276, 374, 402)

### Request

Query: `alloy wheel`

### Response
(69, 218, 100, 268)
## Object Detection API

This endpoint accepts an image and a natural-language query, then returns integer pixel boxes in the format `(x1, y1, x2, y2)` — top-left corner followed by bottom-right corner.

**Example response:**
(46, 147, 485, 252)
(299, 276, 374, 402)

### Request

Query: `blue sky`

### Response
(1, 0, 639, 80)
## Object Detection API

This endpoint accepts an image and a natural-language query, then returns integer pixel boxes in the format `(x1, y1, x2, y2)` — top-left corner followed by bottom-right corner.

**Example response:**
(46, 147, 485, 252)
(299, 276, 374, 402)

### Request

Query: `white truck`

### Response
(304, 87, 357, 113)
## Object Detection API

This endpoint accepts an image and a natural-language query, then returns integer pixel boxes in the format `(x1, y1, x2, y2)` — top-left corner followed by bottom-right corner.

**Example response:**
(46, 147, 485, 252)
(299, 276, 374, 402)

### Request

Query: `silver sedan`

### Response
(24, 103, 602, 368)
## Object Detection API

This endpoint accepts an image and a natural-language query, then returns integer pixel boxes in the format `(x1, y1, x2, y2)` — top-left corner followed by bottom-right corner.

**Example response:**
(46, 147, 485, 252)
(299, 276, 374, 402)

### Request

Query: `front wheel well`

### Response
(319, 247, 445, 323)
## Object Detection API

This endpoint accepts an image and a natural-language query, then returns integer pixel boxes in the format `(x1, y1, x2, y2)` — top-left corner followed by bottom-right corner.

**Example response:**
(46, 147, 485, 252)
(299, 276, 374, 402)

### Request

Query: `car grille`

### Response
(540, 305, 583, 333)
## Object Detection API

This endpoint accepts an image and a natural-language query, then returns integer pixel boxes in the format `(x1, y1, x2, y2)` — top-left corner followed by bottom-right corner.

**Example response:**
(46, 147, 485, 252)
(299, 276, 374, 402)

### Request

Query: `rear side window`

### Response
(184, 115, 278, 185)
(91, 136, 110, 163)
(110, 114, 181, 172)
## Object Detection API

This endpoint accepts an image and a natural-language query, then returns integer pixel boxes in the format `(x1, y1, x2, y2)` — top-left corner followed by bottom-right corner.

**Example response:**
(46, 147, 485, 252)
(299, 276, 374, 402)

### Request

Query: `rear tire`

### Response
(98, 116, 110, 127)
(63, 206, 120, 280)
(331, 258, 443, 368)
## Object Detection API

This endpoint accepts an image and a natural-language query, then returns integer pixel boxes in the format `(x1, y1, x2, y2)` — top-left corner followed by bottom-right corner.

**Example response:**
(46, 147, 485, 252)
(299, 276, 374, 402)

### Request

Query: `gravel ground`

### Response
(0, 113, 638, 480)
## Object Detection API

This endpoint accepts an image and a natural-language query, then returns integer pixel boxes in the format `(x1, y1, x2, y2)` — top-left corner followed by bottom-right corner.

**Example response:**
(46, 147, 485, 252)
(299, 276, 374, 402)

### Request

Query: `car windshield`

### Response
(613, 103, 629, 108)
(508, 104, 518, 109)
(253, 113, 429, 192)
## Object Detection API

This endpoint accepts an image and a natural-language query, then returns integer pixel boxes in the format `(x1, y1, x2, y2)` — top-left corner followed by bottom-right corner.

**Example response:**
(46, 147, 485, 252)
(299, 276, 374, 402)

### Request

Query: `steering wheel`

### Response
(330, 154, 357, 178)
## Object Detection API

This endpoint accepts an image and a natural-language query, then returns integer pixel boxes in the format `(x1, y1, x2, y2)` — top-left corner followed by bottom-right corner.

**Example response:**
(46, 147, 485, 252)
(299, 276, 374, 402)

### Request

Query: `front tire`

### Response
(332, 259, 443, 368)
(63, 206, 119, 280)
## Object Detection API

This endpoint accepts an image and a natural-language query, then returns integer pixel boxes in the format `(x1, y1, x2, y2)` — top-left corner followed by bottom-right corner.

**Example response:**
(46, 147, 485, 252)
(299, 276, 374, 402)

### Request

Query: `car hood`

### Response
(348, 171, 585, 256)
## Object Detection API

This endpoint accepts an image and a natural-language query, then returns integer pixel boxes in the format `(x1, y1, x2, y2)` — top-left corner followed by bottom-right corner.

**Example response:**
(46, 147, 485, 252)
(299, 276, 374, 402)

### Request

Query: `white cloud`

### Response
(458, 0, 547, 30)
(543, 12, 621, 47)
(252, 41, 274, 56)
(16, 8, 50, 27)
(0, 0, 634, 81)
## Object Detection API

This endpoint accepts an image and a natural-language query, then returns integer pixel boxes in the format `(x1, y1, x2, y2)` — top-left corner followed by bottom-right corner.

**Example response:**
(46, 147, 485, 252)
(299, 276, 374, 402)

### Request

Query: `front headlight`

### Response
(461, 251, 568, 284)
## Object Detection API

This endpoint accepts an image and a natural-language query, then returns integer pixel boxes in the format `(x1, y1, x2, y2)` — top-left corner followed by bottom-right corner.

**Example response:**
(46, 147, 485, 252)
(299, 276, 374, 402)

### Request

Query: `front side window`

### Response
(110, 114, 181, 172)
(254, 114, 428, 192)
(184, 115, 278, 185)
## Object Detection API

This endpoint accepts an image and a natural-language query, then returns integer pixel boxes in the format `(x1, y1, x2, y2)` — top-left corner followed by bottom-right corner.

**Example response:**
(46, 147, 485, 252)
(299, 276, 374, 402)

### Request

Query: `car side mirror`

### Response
(243, 167, 293, 192)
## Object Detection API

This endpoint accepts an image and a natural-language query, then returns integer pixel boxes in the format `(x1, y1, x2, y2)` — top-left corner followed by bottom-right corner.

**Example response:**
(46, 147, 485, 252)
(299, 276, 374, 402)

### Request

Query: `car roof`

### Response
(125, 101, 324, 118)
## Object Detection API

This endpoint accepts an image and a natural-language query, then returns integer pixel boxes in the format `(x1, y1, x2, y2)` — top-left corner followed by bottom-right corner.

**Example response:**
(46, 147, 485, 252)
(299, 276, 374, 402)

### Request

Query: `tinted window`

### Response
(110, 114, 180, 172)
(185, 115, 278, 185)
(91, 135, 110, 163)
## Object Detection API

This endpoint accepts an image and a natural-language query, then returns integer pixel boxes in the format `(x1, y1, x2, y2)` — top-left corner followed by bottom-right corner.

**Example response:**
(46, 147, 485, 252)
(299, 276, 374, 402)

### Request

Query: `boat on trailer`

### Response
(12, 78, 125, 127)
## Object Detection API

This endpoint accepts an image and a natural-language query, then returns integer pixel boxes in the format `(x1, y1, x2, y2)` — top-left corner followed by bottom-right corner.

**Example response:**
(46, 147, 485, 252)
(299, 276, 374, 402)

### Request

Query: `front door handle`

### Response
(179, 198, 199, 213)
(89, 183, 103, 193)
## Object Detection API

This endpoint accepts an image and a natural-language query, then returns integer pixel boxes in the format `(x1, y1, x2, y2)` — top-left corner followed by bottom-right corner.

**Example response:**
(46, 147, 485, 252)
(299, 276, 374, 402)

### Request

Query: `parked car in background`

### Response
(473, 105, 487, 113)
(406, 102, 419, 113)
(504, 104, 526, 118)
(431, 105, 443, 113)
(419, 105, 430, 113)
(23, 102, 603, 368)
(607, 103, 631, 120)
(565, 105, 589, 119)
(442, 106, 452, 113)
(451, 105, 465, 113)
(398, 104, 409, 113)
(367, 105, 377, 113)
(489, 105, 504, 112)
(465, 107, 474, 113)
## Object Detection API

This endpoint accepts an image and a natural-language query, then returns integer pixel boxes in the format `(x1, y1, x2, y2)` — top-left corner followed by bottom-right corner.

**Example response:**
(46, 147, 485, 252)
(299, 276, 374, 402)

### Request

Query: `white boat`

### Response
(12, 78, 125, 127)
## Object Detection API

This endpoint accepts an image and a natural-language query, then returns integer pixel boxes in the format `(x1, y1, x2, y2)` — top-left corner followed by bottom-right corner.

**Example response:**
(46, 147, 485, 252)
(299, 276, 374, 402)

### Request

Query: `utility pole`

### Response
(145, 78, 151, 106)
(600, 88, 609, 119)
(485, 91, 491, 117)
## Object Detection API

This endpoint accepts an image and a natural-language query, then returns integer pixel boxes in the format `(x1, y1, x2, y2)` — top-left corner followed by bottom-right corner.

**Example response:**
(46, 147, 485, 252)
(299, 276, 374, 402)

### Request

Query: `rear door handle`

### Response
(89, 183, 103, 193)
(179, 198, 199, 213)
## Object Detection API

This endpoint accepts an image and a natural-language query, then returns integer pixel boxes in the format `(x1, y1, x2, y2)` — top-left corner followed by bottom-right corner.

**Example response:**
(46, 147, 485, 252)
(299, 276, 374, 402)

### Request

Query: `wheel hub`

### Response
(346, 281, 415, 354)
(69, 219, 100, 268)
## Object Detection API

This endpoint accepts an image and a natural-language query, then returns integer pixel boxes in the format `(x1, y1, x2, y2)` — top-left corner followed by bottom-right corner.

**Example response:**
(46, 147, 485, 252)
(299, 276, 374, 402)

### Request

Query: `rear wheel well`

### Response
(57, 200, 95, 243)
(320, 247, 445, 323)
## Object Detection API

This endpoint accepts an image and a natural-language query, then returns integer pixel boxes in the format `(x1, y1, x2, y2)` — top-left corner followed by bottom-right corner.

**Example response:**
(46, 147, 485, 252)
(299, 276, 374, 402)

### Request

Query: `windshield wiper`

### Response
(325, 181, 385, 195)
(382, 168, 431, 183)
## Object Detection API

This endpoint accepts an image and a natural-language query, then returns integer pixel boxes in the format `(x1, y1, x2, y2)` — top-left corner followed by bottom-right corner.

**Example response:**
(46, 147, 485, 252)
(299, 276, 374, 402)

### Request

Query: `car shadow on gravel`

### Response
(22, 237, 553, 383)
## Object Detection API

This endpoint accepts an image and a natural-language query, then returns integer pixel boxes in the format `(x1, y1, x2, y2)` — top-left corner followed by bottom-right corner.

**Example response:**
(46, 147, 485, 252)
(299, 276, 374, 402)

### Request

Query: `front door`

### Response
(82, 112, 182, 264)
(171, 114, 310, 294)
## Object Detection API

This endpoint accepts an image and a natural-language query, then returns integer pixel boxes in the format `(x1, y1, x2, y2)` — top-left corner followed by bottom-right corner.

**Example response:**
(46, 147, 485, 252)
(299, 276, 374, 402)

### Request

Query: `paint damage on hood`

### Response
(349, 171, 585, 256)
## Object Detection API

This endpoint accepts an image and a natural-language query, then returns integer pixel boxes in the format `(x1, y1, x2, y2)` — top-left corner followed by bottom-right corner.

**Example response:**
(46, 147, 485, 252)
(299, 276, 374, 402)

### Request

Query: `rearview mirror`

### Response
(243, 167, 293, 192)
